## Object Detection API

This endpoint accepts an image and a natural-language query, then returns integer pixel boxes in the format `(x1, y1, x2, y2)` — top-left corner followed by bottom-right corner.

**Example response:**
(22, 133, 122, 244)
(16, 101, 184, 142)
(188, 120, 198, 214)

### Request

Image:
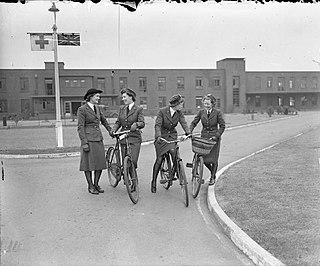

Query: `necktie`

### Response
(126, 106, 130, 116)
(94, 105, 97, 114)
(207, 110, 210, 118)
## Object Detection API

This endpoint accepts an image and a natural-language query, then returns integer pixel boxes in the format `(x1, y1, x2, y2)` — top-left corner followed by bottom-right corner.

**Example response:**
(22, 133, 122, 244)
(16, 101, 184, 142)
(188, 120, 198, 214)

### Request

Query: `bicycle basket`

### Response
(191, 137, 216, 155)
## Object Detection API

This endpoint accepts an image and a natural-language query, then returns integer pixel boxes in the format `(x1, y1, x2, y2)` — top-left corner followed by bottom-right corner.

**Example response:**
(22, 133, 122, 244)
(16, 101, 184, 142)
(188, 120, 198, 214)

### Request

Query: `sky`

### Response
(1, 0, 320, 71)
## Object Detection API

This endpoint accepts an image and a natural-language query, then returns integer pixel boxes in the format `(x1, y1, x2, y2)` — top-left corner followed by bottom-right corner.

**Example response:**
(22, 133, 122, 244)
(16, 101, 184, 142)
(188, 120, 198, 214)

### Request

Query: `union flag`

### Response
(58, 33, 80, 46)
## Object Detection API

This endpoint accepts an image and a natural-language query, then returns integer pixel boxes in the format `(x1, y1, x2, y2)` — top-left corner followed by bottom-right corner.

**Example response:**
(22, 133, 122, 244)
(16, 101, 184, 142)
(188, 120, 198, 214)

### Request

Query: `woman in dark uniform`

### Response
(189, 94, 225, 185)
(111, 88, 145, 170)
(151, 94, 191, 193)
(77, 88, 113, 195)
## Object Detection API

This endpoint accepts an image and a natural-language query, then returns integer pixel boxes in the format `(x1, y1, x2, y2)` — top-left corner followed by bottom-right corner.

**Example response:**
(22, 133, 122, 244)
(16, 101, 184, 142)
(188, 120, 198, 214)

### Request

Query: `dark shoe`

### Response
(88, 186, 99, 194)
(151, 180, 156, 193)
(95, 185, 104, 193)
(131, 183, 136, 193)
(208, 177, 216, 186)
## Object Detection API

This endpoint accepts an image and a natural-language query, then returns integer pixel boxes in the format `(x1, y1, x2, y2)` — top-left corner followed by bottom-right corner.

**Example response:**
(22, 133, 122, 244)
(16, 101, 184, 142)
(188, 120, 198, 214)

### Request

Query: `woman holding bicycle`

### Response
(151, 94, 190, 193)
(189, 94, 225, 185)
(110, 88, 145, 170)
(77, 88, 113, 195)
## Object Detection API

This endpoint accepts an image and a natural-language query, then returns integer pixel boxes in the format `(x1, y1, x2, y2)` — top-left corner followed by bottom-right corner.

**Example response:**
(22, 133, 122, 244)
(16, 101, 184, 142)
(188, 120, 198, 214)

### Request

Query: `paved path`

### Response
(0, 111, 319, 265)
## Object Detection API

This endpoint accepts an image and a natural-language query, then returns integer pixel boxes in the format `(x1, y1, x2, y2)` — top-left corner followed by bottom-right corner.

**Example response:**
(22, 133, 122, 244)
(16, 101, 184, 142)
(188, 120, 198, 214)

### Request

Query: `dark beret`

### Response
(169, 94, 184, 107)
(84, 88, 103, 100)
(121, 88, 136, 99)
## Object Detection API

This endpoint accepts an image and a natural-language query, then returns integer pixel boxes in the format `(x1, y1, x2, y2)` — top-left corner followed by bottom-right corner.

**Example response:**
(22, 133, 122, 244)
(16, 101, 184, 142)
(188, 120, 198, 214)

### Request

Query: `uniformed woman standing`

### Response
(111, 88, 145, 170)
(151, 94, 190, 193)
(189, 94, 225, 185)
(77, 88, 113, 194)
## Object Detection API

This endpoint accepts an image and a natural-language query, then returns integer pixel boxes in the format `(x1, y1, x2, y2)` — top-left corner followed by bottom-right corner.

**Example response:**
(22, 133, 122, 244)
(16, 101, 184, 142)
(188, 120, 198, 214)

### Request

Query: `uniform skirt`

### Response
(203, 139, 221, 164)
(154, 140, 176, 158)
(79, 141, 107, 171)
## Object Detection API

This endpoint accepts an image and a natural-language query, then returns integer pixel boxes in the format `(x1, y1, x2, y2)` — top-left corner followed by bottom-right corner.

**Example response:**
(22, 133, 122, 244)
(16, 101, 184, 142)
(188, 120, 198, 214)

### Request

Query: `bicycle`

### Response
(186, 136, 216, 199)
(105, 130, 139, 204)
(157, 135, 191, 207)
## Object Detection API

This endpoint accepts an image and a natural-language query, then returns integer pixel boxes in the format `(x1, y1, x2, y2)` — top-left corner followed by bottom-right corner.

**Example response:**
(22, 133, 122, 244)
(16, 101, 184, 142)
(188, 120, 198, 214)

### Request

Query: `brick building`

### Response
(0, 58, 319, 120)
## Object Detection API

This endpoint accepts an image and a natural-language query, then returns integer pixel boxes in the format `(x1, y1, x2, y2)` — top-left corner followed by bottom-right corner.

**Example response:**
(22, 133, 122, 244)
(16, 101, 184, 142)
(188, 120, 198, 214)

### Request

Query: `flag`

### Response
(29, 33, 54, 51)
(58, 33, 80, 46)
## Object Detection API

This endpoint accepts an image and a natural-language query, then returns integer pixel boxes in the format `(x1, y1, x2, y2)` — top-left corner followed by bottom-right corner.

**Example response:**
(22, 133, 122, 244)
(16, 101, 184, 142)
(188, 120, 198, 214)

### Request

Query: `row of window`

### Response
(252, 95, 318, 107)
(255, 76, 318, 90)
(0, 76, 222, 93)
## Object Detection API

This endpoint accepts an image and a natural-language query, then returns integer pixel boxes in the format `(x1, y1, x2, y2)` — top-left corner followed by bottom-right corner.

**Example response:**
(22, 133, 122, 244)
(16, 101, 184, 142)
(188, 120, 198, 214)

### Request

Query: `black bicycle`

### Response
(186, 136, 216, 198)
(158, 136, 191, 207)
(105, 130, 139, 204)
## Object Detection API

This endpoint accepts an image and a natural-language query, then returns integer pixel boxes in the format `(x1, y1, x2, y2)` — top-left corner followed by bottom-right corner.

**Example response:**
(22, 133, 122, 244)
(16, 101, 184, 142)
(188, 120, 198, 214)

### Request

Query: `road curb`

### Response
(0, 115, 293, 159)
(206, 130, 313, 266)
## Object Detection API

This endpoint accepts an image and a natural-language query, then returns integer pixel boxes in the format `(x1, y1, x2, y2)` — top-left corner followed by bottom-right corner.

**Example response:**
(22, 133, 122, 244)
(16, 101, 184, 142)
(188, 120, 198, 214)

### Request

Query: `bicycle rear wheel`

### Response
(191, 154, 204, 199)
(123, 156, 139, 204)
(160, 153, 172, 190)
(106, 147, 121, 188)
(178, 160, 189, 207)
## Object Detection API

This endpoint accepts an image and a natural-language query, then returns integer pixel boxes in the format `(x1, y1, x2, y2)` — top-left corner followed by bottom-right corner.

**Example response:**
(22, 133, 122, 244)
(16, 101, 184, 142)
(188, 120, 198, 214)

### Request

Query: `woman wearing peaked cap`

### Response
(77, 88, 113, 195)
(151, 94, 191, 193)
(111, 88, 145, 183)
(189, 94, 225, 185)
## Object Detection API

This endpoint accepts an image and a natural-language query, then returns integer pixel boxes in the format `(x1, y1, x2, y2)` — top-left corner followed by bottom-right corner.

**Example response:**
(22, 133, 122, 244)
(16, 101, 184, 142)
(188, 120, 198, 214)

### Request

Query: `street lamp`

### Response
(49, 2, 63, 147)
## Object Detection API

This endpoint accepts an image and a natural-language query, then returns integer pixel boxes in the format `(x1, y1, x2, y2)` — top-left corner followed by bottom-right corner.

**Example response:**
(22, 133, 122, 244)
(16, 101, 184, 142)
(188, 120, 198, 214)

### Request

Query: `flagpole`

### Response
(49, 3, 63, 148)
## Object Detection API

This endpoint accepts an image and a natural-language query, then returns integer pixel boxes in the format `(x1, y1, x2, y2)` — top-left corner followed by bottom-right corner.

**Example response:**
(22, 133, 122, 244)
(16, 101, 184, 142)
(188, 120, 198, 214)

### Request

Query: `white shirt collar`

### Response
(169, 107, 175, 117)
(128, 102, 134, 110)
(87, 102, 95, 110)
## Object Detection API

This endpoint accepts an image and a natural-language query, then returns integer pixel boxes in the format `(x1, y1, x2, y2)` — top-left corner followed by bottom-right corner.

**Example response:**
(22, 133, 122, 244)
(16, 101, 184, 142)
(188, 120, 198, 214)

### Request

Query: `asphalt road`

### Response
(1, 112, 319, 266)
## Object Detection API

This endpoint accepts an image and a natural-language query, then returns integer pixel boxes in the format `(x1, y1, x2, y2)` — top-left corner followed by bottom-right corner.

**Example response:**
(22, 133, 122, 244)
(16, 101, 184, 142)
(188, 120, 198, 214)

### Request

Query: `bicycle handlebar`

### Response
(113, 130, 131, 136)
(157, 134, 192, 144)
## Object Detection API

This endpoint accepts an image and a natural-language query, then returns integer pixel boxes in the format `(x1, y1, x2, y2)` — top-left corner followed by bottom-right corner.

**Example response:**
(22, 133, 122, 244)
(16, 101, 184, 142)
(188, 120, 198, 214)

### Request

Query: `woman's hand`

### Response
(82, 144, 90, 152)
(130, 123, 138, 132)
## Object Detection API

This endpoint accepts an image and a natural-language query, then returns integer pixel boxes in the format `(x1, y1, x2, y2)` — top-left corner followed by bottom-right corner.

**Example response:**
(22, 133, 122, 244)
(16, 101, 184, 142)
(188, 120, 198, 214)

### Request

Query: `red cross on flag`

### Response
(29, 33, 54, 51)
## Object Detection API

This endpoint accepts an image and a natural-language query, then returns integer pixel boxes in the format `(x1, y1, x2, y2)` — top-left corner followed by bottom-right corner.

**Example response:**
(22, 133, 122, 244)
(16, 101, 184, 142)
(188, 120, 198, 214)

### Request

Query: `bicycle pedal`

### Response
(186, 163, 193, 168)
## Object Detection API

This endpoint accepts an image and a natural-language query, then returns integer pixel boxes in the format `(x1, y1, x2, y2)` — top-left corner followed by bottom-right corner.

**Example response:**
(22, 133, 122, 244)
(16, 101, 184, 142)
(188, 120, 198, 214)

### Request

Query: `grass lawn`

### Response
(215, 127, 320, 266)
(0, 113, 289, 154)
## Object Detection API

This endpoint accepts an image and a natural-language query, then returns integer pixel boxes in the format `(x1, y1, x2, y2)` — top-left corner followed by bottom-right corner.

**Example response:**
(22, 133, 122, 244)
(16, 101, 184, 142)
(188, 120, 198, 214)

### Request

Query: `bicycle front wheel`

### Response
(160, 153, 172, 190)
(106, 147, 121, 188)
(192, 155, 204, 199)
(178, 160, 189, 207)
(123, 156, 139, 204)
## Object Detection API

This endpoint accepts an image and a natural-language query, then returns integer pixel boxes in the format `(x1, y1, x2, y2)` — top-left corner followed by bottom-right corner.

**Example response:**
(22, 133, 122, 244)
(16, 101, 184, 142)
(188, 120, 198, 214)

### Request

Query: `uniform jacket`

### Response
(189, 108, 226, 139)
(113, 104, 145, 144)
(154, 106, 190, 141)
(77, 103, 112, 146)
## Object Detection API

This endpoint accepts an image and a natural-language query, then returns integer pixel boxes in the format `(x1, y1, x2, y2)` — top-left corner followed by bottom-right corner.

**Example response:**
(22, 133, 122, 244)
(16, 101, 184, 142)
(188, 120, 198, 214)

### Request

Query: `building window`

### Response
(255, 96, 261, 107)
(42, 99, 47, 110)
(195, 77, 203, 90)
(196, 96, 202, 108)
(312, 77, 318, 89)
(311, 95, 317, 105)
(214, 78, 220, 88)
(80, 79, 86, 87)
(233, 76, 240, 88)
(0, 100, 8, 113)
(140, 97, 147, 109)
(159, 96, 166, 108)
(20, 77, 29, 91)
(278, 96, 283, 106)
(119, 77, 127, 90)
(177, 77, 184, 90)
(0, 78, 6, 91)
(300, 77, 306, 89)
(139, 77, 147, 92)
(158, 77, 166, 91)
(233, 88, 239, 107)
(216, 98, 221, 108)
(289, 77, 295, 89)
(301, 96, 307, 106)
(97, 78, 105, 90)
(255, 77, 261, 89)
(267, 77, 272, 88)
(289, 97, 295, 107)
(45, 78, 54, 95)
(278, 77, 285, 91)
(72, 79, 80, 87)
